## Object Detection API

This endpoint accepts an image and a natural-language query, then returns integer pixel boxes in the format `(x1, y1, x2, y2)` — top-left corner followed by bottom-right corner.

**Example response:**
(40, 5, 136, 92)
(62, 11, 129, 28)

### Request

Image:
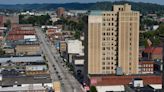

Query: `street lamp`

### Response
(159, 35, 164, 91)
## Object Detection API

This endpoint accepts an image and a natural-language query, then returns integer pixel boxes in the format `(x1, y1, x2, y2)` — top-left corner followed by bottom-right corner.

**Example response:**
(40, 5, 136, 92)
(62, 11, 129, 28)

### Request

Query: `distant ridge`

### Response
(0, 1, 163, 14)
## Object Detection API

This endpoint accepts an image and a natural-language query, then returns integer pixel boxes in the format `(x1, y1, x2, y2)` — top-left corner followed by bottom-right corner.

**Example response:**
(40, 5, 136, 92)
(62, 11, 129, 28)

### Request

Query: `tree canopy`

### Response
(19, 14, 52, 26)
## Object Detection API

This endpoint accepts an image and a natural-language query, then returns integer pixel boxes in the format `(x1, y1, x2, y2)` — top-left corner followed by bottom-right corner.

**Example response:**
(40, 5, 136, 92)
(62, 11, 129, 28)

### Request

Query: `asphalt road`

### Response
(35, 27, 84, 92)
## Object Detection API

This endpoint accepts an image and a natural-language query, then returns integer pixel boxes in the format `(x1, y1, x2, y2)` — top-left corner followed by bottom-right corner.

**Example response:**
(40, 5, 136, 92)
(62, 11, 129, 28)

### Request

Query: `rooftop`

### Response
(90, 75, 161, 86)
(0, 56, 44, 63)
(144, 47, 163, 54)
(0, 74, 51, 86)
(89, 11, 103, 16)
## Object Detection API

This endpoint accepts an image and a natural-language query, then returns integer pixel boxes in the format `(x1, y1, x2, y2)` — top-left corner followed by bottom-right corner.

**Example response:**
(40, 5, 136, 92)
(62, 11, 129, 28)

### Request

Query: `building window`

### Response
(130, 18, 132, 21)
(106, 57, 110, 60)
(129, 62, 131, 65)
(130, 28, 132, 31)
(129, 57, 132, 60)
(106, 47, 110, 50)
(129, 47, 132, 50)
(130, 33, 132, 36)
(129, 52, 132, 55)
(106, 67, 110, 69)
(130, 38, 132, 41)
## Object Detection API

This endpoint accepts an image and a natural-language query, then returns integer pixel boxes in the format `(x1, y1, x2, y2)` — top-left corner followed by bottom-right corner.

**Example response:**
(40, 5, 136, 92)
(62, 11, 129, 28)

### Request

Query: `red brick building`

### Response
(0, 16, 3, 26)
(6, 35, 24, 41)
(89, 75, 161, 86)
(6, 25, 35, 41)
(56, 7, 65, 17)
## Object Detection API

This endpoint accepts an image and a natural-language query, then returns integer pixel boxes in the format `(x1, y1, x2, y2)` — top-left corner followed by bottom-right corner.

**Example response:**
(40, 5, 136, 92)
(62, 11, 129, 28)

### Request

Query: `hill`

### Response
(0, 1, 163, 14)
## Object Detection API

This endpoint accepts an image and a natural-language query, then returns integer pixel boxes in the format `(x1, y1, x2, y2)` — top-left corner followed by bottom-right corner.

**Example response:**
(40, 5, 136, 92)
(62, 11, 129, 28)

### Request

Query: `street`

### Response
(35, 27, 84, 92)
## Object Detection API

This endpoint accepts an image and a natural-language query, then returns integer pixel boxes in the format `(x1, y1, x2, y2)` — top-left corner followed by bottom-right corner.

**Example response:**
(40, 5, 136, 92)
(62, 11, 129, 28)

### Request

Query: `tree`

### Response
(74, 31, 81, 39)
(90, 86, 97, 92)
(19, 14, 51, 26)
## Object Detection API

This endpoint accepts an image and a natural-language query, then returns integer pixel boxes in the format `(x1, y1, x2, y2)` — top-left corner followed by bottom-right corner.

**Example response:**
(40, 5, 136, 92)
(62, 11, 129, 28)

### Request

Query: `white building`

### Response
(96, 85, 125, 92)
(26, 65, 47, 71)
(50, 15, 60, 22)
(24, 35, 37, 41)
(67, 40, 84, 55)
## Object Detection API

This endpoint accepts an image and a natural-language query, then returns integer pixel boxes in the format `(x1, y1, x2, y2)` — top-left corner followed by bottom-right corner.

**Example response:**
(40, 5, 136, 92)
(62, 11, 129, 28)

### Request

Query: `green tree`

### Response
(19, 14, 51, 26)
(90, 86, 97, 92)
(74, 31, 81, 39)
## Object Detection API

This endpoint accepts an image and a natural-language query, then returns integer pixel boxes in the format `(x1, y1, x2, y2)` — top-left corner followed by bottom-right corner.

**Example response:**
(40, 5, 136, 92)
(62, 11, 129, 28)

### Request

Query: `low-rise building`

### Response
(66, 39, 84, 63)
(73, 55, 85, 83)
(59, 41, 67, 56)
(0, 75, 53, 92)
(89, 75, 161, 86)
(3, 46, 15, 55)
(67, 40, 84, 55)
(0, 56, 44, 64)
(0, 56, 48, 76)
(15, 43, 40, 55)
(25, 65, 48, 75)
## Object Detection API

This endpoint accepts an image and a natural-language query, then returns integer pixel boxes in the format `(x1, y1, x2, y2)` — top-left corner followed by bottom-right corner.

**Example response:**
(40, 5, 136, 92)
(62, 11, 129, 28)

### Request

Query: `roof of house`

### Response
(144, 47, 163, 54)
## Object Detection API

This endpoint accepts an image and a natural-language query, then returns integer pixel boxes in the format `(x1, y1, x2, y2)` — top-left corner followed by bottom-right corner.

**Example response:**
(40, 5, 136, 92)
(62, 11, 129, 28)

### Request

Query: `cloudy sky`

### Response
(0, 0, 163, 5)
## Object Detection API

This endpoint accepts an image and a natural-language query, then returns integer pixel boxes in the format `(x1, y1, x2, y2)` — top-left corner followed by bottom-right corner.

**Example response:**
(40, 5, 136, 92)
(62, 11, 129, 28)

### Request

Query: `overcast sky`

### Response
(0, 0, 163, 5)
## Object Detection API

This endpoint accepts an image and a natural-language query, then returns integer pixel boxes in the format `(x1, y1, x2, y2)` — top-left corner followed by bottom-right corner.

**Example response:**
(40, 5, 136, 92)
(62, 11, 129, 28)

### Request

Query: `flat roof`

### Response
(0, 56, 44, 63)
(149, 84, 162, 89)
(96, 85, 125, 92)
(0, 85, 46, 91)
(90, 11, 103, 16)
(0, 74, 52, 86)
